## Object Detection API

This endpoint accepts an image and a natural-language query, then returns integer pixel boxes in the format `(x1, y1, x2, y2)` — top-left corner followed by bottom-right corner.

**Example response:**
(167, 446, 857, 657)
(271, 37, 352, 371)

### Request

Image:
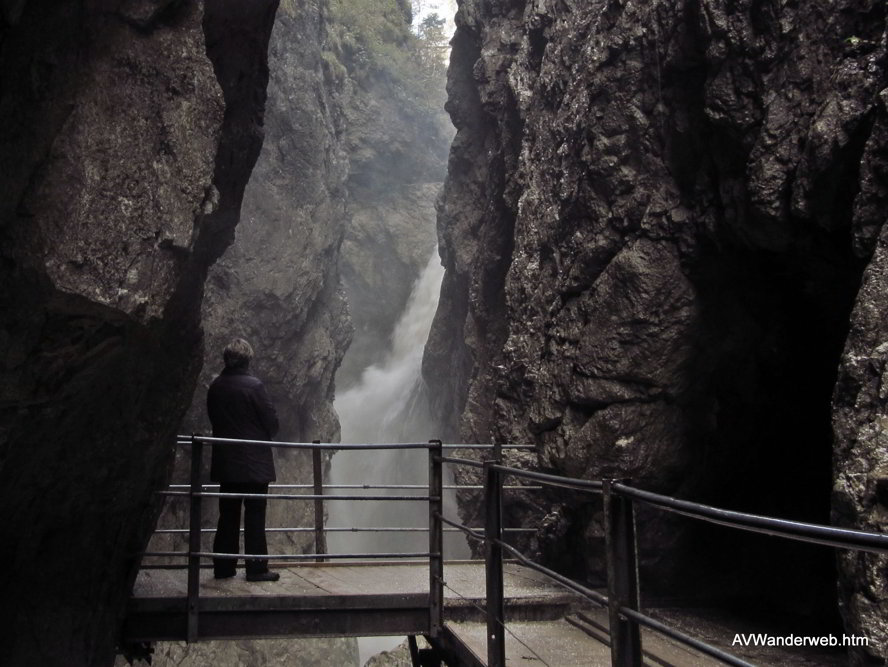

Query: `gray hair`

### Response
(223, 338, 254, 369)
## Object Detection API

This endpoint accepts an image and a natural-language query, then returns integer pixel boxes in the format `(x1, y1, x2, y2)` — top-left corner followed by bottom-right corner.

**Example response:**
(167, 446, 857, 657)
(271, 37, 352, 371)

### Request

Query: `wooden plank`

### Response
(129, 592, 430, 614)
(125, 562, 590, 647)
(123, 606, 430, 642)
(131, 562, 584, 602)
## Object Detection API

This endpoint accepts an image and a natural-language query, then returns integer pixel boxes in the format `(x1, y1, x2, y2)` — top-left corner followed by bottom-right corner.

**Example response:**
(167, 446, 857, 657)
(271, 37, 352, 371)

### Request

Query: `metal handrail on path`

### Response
(148, 435, 888, 665)
(155, 435, 532, 644)
(164, 435, 450, 642)
(442, 459, 888, 667)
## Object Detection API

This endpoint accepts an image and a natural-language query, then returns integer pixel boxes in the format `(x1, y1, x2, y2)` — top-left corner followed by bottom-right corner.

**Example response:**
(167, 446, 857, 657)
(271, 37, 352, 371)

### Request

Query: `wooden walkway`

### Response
(125, 562, 577, 642)
(125, 561, 724, 666)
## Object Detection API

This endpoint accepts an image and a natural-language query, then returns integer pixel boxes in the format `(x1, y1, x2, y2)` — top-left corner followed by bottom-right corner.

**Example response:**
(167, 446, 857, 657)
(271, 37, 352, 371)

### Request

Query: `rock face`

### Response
(335, 47, 452, 389)
(425, 0, 887, 655)
(833, 110, 888, 660)
(0, 1, 279, 665)
(138, 637, 359, 667)
(144, 4, 354, 663)
(189, 0, 352, 447)
(146, 1, 451, 663)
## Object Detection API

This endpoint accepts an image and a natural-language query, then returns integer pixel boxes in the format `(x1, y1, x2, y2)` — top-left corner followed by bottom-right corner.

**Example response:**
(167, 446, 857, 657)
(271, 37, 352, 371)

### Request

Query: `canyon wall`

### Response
(334, 1, 453, 389)
(0, 0, 279, 665)
(425, 0, 887, 659)
(144, 1, 452, 664)
(144, 3, 354, 663)
(149, 0, 349, 586)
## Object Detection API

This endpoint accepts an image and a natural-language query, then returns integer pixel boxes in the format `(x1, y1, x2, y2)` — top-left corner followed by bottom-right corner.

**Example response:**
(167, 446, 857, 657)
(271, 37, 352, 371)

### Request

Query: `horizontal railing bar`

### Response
(614, 484, 888, 554)
(446, 485, 543, 490)
(441, 444, 536, 450)
(490, 464, 604, 493)
(142, 551, 436, 560)
(491, 537, 608, 607)
(438, 514, 485, 542)
(176, 437, 536, 451)
(619, 607, 754, 667)
(439, 456, 485, 469)
(164, 483, 539, 491)
(200, 551, 437, 560)
(194, 492, 435, 501)
(153, 526, 535, 534)
(178, 436, 432, 450)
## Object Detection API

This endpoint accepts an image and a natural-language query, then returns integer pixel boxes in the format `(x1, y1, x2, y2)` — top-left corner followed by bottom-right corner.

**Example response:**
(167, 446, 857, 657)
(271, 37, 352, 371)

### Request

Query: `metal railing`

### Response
(144, 435, 535, 644)
(144, 436, 888, 665)
(436, 457, 888, 667)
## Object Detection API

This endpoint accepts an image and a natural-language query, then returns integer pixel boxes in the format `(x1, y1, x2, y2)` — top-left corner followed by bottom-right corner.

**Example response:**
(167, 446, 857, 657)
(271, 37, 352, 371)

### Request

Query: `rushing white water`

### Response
(328, 251, 468, 558)
(335, 251, 444, 445)
(328, 251, 465, 665)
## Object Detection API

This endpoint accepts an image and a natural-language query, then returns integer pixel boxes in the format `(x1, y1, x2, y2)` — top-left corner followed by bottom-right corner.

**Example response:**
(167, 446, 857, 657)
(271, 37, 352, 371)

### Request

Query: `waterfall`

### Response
(334, 251, 443, 444)
(328, 251, 466, 559)
(328, 250, 466, 664)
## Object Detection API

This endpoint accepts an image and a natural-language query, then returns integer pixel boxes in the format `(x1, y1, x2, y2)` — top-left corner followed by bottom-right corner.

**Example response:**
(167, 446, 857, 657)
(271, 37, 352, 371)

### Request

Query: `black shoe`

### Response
(214, 572, 236, 580)
(246, 571, 280, 582)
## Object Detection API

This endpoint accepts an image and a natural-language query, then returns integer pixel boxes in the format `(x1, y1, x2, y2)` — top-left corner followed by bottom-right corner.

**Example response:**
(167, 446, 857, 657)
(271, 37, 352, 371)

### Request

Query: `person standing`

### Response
(207, 338, 280, 582)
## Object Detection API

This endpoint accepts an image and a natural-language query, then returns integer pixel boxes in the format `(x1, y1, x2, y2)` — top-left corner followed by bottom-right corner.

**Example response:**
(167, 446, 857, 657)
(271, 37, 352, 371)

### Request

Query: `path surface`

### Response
(132, 561, 577, 607)
(132, 561, 826, 665)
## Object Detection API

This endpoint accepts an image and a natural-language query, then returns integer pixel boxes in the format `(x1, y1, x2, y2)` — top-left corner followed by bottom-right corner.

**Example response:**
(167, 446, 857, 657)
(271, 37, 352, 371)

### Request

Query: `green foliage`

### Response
(327, 0, 450, 111)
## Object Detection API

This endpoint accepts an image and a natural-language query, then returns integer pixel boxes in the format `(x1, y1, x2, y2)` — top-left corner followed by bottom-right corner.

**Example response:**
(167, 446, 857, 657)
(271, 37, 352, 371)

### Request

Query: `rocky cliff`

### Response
(425, 0, 887, 659)
(141, 3, 355, 663)
(146, 0, 349, 581)
(189, 0, 351, 451)
(334, 1, 453, 389)
(0, 1, 279, 664)
(143, 1, 451, 664)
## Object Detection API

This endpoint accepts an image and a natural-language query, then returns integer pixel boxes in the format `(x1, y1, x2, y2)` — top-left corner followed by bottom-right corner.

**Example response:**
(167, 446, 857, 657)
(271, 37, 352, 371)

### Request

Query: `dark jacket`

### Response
(207, 366, 279, 483)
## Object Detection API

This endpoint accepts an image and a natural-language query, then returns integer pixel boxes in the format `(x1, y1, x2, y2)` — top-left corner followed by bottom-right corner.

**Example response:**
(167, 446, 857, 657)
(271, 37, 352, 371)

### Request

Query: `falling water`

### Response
(328, 251, 467, 557)
(334, 250, 444, 445)
(328, 250, 465, 664)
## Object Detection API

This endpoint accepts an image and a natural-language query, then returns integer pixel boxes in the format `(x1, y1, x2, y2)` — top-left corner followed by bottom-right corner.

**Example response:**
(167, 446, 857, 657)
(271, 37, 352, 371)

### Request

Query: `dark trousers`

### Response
(213, 482, 270, 576)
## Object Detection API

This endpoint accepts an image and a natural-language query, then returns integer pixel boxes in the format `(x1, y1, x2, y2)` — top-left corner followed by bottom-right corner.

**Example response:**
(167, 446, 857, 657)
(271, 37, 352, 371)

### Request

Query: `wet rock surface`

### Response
(146, 8, 350, 667)
(424, 0, 888, 657)
(189, 0, 352, 448)
(146, 1, 451, 663)
(144, 638, 359, 667)
(336, 70, 452, 389)
(0, 0, 278, 664)
(833, 204, 888, 659)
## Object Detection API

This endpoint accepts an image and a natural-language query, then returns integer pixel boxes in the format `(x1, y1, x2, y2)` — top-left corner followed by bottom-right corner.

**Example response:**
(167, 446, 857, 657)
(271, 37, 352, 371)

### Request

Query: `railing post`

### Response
(484, 460, 505, 667)
(428, 439, 444, 638)
(604, 479, 642, 667)
(186, 434, 203, 643)
(312, 440, 326, 563)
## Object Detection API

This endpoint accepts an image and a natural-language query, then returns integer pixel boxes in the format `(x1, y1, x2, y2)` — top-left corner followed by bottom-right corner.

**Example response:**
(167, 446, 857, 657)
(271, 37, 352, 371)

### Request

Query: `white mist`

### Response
(329, 251, 466, 664)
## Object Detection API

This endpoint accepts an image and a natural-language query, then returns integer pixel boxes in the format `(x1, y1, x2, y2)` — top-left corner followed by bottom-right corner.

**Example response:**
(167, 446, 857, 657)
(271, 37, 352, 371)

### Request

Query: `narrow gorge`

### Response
(424, 0, 888, 662)
(1, 0, 887, 665)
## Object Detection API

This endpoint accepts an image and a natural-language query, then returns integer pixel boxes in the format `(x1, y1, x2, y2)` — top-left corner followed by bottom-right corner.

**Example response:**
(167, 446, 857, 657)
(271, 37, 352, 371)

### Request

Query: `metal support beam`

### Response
(604, 479, 642, 667)
(186, 434, 203, 643)
(312, 441, 326, 563)
(428, 440, 444, 638)
(484, 460, 505, 667)
(408, 635, 421, 666)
